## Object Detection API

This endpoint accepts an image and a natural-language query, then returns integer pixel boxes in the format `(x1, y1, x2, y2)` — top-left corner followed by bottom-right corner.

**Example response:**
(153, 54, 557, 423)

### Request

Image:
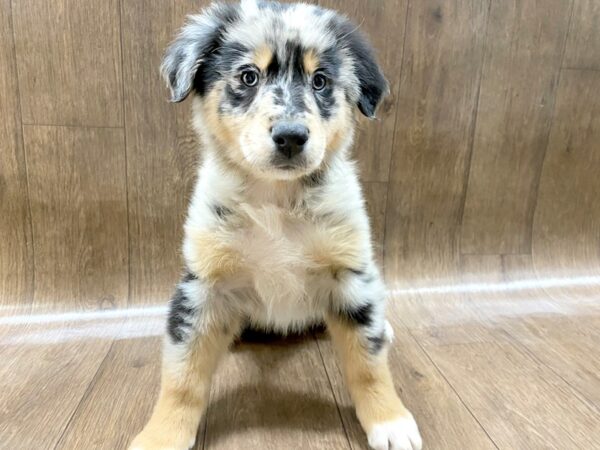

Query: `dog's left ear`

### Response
(161, 4, 239, 102)
(336, 20, 389, 118)
(351, 35, 389, 118)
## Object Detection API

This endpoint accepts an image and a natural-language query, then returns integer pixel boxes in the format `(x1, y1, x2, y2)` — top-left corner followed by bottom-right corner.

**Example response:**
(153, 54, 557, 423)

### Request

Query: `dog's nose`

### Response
(271, 122, 309, 158)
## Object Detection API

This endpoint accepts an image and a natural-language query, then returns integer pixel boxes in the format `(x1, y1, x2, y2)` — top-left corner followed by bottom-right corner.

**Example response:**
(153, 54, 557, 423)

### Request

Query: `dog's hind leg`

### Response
(129, 275, 241, 450)
(326, 274, 422, 450)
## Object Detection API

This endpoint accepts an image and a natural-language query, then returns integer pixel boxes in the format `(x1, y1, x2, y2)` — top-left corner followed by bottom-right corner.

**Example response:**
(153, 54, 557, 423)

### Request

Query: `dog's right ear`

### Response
(161, 4, 239, 102)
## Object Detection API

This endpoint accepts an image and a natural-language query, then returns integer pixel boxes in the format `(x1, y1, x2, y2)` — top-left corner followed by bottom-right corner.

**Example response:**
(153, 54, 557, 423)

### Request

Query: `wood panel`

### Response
(564, 0, 600, 70)
(120, 0, 200, 305)
(0, 0, 32, 313)
(204, 339, 350, 449)
(24, 125, 128, 311)
(384, 0, 490, 286)
(422, 337, 600, 449)
(319, 0, 408, 182)
(460, 0, 572, 254)
(532, 69, 600, 301)
(11, 0, 123, 127)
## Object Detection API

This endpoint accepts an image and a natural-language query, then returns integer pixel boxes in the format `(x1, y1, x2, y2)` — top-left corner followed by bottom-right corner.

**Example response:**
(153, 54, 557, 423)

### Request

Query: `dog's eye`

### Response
(241, 69, 259, 87)
(312, 73, 327, 91)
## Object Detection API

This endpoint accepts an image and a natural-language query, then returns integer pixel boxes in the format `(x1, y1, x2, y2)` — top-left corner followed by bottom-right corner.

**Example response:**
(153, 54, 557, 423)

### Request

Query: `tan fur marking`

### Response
(130, 323, 239, 450)
(254, 45, 273, 71)
(303, 49, 320, 74)
(308, 222, 364, 276)
(326, 316, 409, 432)
(326, 102, 353, 152)
(202, 86, 237, 149)
(187, 228, 244, 284)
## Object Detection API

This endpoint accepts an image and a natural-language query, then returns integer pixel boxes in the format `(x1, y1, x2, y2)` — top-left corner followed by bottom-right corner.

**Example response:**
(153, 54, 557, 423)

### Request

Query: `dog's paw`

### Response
(129, 431, 195, 450)
(367, 414, 422, 450)
(384, 320, 394, 343)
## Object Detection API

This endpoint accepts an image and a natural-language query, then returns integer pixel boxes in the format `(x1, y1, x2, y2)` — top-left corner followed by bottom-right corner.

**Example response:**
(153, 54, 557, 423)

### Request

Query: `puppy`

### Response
(130, 1, 422, 449)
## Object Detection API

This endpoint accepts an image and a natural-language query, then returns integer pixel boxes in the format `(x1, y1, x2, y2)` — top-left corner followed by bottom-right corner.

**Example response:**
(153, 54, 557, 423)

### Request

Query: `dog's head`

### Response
(162, 0, 387, 180)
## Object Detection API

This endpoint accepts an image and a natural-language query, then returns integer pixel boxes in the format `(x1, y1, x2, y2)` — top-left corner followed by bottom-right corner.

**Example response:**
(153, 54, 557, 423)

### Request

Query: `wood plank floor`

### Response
(1, 0, 599, 449)
(2, 278, 599, 450)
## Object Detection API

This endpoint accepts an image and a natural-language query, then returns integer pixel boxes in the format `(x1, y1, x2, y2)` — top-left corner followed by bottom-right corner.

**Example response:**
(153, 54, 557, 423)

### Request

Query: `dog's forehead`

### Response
(223, 2, 338, 55)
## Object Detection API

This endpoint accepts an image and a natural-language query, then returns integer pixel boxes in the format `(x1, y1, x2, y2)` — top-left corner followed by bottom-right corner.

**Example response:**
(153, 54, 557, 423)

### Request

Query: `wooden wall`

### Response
(1, 0, 599, 314)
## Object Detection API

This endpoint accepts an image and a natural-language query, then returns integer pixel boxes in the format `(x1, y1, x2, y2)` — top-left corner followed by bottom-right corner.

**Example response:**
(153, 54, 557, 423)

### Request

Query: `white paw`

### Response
(129, 433, 195, 450)
(384, 320, 394, 343)
(368, 414, 422, 450)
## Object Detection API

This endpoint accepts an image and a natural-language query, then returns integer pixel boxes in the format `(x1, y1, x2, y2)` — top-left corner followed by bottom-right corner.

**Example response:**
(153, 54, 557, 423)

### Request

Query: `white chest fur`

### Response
(182, 152, 374, 331)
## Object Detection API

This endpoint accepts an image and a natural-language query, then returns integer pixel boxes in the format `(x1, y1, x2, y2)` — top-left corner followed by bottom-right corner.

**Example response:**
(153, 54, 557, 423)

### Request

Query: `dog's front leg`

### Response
(130, 278, 240, 450)
(326, 276, 422, 450)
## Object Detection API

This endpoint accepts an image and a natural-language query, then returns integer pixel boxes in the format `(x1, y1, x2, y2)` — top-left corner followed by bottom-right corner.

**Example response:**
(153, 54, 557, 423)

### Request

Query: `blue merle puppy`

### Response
(130, 1, 422, 449)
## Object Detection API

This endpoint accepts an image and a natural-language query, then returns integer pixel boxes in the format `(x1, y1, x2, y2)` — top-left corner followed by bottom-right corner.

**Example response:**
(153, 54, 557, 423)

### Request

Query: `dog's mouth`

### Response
(276, 164, 298, 171)
(271, 155, 309, 172)
(262, 157, 315, 180)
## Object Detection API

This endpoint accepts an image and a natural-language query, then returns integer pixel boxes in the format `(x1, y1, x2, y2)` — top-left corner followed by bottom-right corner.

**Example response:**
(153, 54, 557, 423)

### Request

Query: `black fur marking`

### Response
(339, 302, 373, 327)
(271, 82, 308, 113)
(289, 82, 307, 113)
(239, 322, 326, 343)
(367, 332, 386, 354)
(195, 41, 249, 96)
(311, 47, 341, 120)
(327, 16, 387, 117)
(225, 83, 256, 110)
(213, 204, 232, 219)
(267, 40, 307, 82)
(319, 47, 342, 79)
(314, 85, 336, 119)
(218, 41, 250, 68)
(182, 270, 198, 283)
(167, 286, 197, 344)
(302, 169, 326, 187)
(288, 40, 306, 82)
(266, 52, 282, 80)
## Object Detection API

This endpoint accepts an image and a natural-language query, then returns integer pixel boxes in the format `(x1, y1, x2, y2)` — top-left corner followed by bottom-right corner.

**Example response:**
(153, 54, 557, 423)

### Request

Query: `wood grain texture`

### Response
(24, 125, 128, 311)
(204, 339, 351, 449)
(11, 0, 123, 127)
(318, 0, 408, 182)
(564, 0, 600, 70)
(384, 0, 490, 284)
(422, 336, 600, 449)
(532, 69, 600, 301)
(0, 337, 113, 449)
(120, 0, 200, 305)
(502, 316, 600, 411)
(56, 337, 164, 450)
(460, 0, 572, 254)
(0, 0, 32, 313)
